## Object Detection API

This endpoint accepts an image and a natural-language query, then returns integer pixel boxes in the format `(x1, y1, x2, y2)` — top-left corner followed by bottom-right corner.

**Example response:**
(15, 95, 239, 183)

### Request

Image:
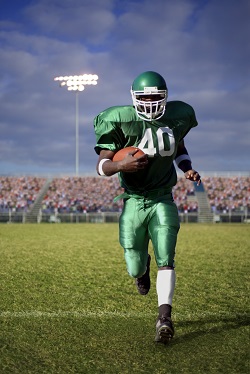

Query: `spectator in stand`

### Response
(0, 177, 45, 213)
(0, 176, 249, 215)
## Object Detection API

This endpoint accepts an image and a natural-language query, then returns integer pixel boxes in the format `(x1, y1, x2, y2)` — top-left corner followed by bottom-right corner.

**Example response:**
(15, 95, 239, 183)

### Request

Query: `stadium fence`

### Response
(1, 211, 249, 224)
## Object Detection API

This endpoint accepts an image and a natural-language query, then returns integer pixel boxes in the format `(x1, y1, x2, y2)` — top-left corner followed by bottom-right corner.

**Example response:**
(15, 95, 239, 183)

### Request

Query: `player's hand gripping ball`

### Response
(112, 147, 145, 162)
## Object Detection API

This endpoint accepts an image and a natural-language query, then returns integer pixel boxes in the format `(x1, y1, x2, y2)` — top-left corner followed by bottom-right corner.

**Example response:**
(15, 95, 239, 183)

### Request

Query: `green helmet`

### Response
(131, 71, 168, 121)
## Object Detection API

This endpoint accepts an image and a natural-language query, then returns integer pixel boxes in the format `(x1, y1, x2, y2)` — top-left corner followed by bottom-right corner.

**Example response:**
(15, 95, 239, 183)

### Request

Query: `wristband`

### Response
(175, 154, 191, 167)
(98, 158, 110, 176)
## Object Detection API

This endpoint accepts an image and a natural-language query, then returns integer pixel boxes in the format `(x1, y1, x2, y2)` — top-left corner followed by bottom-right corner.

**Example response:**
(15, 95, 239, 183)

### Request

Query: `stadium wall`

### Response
(1, 211, 249, 224)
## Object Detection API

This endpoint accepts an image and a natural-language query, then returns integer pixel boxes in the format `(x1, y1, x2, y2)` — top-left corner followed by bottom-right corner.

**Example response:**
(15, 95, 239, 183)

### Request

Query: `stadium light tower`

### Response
(54, 74, 99, 176)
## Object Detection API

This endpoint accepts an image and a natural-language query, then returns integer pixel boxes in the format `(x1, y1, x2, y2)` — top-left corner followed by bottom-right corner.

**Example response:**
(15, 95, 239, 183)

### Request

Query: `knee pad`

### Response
(124, 251, 147, 278)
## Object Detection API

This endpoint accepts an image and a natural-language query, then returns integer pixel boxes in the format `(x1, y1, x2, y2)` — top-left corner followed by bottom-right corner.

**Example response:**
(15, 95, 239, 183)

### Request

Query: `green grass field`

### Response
(0, 223, 249, 374)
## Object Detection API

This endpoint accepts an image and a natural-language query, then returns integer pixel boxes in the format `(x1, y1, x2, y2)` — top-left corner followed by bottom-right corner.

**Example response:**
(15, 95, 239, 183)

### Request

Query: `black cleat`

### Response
(155, 316, 174, 344)
(135, 255, 151, 295)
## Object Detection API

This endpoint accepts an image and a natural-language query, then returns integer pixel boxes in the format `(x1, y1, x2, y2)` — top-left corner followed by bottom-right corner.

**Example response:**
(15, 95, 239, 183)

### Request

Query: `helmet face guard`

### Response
(131, 71, 168, 121)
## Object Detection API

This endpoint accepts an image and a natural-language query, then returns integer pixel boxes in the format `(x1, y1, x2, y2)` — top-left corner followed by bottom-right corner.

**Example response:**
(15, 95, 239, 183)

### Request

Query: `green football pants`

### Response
(119, 195, 180, 278)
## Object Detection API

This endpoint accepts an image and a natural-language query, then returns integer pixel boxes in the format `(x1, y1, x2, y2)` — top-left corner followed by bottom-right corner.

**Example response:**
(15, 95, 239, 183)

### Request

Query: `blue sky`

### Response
(0, 0, 249, 176)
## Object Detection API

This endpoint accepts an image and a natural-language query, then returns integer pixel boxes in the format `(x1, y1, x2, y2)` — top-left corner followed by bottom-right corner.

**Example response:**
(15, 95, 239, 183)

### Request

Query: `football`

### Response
(112, 146, 145, 162)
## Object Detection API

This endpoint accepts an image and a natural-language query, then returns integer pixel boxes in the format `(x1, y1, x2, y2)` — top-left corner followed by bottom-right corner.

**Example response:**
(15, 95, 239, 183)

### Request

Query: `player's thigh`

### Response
(149, 200, 180, 267)
(119, 198, 149, 277)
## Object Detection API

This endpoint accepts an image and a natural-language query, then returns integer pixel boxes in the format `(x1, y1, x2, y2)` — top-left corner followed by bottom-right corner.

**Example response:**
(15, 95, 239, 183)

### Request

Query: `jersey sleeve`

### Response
(189, 105, 198, 129)
(93, 110, 125, 155)
(178, 103, 198, 141)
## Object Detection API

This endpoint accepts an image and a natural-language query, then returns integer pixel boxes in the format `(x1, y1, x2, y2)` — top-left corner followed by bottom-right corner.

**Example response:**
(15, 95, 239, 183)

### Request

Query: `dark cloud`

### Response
(23, 0, 116, 43)
(0, 0, 249, 175)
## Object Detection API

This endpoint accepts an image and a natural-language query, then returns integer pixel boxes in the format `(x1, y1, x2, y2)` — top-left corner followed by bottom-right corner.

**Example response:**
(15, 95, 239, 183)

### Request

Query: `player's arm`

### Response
(96, 149, 148, 177)
(175, 140, 201, 185)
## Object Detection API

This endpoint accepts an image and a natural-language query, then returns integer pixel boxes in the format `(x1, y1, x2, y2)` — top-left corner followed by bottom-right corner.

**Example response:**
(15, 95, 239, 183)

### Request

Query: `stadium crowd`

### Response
(203, 176, 249, 214)
(0, 176, 249, 215)
(42, 177, 123, 214)
(0, 176, 46, 213)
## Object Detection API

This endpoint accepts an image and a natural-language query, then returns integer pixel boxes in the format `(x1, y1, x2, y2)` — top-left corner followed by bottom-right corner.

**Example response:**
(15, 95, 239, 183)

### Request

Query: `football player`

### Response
(93, 71, 201, 344)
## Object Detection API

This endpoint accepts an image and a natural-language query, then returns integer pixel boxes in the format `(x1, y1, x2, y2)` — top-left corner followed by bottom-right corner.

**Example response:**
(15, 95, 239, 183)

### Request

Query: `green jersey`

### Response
(94, 101, 198, 193)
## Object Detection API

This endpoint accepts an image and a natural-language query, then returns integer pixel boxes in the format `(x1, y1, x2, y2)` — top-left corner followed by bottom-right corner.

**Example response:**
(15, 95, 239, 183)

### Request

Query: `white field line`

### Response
(0, 310, 232, 319)
(0, 311, 154, 318)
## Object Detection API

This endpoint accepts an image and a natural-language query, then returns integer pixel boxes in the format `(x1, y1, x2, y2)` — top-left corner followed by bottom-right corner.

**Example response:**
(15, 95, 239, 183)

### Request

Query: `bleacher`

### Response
(0, 175, 249, 223)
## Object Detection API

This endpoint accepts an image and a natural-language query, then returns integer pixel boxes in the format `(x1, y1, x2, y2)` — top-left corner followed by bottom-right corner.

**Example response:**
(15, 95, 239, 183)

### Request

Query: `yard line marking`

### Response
(0, 310, 234, 319)
(0, 311, 154, 318)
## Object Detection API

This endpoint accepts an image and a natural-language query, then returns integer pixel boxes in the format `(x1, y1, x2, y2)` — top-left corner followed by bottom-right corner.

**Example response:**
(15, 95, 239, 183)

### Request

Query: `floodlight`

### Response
(54, 73, 99, 175)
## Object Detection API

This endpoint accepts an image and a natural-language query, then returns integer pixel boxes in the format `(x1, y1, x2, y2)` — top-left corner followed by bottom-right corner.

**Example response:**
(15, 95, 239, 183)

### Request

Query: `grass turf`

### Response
(0, 223, 249, 373)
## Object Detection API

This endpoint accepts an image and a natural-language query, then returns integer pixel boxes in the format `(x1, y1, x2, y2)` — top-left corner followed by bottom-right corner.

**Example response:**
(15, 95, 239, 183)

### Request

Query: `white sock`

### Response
(156, 269, 176, 306)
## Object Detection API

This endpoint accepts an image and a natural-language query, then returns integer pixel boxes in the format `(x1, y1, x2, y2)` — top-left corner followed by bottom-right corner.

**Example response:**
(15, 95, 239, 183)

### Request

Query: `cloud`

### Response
(23, 0, 116, 44)
(0, 0, 249, 175)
